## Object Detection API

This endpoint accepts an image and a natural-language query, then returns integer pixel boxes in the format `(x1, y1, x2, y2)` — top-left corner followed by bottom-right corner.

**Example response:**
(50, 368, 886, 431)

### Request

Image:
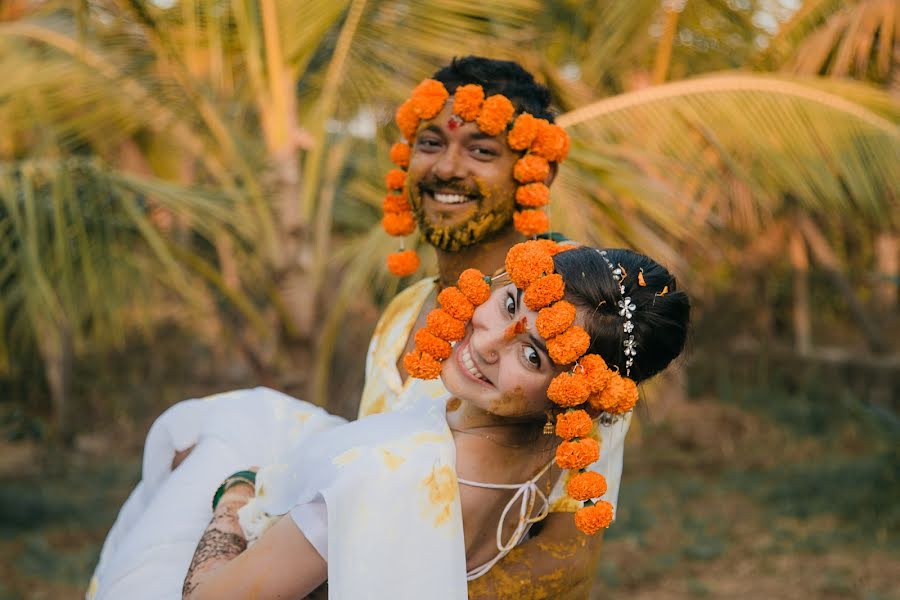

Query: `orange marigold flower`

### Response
(385, 168, 406, 191)
(536, 301, 576, 340)
(523, 273, 564, 311)
(426, 308, 467, 342)
(567, 471, 607, 502)
(555, 438, 600, 470)
(531, 123, 570, 163)
(555, 409, 593, 440)
(507, 114, 544, 151)
(611, 376, 639, 414)
(437, 287, 475, 321)
(534, 238, 565, 255)
(452, 84, 484, 121)
(395, 99, 419, 141)
(382, 193, 411, 214)
(458, 268, 491, 305)
(475, 94, 516, 136)
(515, 183, 551, 208)
(414, 328, 452, 360)
(410, 79, 449, 120)
(513, 154, 551, 184)
(382, 211, 416, 236)
(403, 350, 442, 380)
(547, 371, 591, 408)
(386, 250, 420, 277)
(389, 142, 411, 168)
(505, 241, 555, 289)
(580, 354, 613, 393)
(588, 371, 636, 413)
(547, 325, 590, 365)
(513, 209, 550, 238)
(574, 500, 614, 534)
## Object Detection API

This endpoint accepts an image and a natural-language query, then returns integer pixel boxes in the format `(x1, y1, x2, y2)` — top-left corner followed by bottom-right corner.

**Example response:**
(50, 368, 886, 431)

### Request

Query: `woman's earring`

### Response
(543, 411, 555, 435)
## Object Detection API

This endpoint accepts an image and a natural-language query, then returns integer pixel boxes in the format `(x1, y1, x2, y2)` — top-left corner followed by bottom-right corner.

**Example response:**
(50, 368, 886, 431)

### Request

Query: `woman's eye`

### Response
(472, 146, 498, 158)
(505, 294, 516, 316)
(523, 346, 541, 369)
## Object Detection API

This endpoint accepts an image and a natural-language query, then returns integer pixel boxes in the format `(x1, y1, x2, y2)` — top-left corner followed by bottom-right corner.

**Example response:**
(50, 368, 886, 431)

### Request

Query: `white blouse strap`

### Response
(458, 460, 554, 581)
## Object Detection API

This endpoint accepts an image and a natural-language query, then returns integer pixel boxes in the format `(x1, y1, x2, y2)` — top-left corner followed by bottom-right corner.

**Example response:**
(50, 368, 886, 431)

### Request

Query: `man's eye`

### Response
(523, 346, 541, 368)
(505, 294, 516, 316)
(472, 146, 497, 158)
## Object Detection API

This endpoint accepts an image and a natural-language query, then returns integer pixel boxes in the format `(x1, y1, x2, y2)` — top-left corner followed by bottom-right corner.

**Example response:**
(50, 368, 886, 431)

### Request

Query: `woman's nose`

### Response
(470, 323, 505, 365)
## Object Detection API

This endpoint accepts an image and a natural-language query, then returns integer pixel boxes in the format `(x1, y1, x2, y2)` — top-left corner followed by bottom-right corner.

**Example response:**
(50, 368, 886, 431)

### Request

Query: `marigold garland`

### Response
(611, 376, 639, 414)
(574, 500, 614, 534)
(383, 194, 411, 214)
(476, 94, 516, 136)
(547, 325, 591, 365)
(523, 272, 564, 311)
(458, 268, 492, 305)
(566, 471, 608, 502)
(437, 287, 475, 321)
(555, 438, 600, 470)
(507, 113, 543, 151)
(382, 211, 416, 237)
(426, 309, 467, 342)
(414, 328, 452, 361)
(403, 350, 442, 380)
(531, 123, 570, 162)
(389, 142, 411, 168)
(395, 99, 419, 141)
(555, 409, 593, 440)
(505, 240, 555, 289)
(513, 209, 551, 238)
(410, 79, 449, 120)
(385, 169, 406, 191)
(515, 183, 551, 208)
(547, 371, 591, 408)
(536, 300, 576, 340)
(452, 84, 485, 121)
(513, 154, 551, 184)
(386, 250, 420, 277)
(580, 354, 613, 393)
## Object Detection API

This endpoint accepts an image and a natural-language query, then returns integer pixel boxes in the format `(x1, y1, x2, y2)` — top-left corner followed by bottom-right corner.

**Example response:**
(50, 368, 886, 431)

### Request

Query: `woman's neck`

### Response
(445, 396, 547, 449)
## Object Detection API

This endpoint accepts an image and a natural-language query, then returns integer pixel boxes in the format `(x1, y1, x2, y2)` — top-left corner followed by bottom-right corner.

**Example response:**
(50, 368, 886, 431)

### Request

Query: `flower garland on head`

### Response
(406, 240, 642, 535)
(383, 79, 570, 276)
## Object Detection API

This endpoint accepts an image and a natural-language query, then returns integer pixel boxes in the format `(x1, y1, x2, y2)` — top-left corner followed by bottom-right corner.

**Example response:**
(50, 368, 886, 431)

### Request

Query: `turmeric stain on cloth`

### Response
(380, 448, 406, 471)
(420, 465, 458, 527)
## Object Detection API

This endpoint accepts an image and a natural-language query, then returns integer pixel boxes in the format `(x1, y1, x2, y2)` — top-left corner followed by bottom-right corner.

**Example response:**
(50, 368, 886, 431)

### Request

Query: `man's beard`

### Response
(415, 201, 515, 252)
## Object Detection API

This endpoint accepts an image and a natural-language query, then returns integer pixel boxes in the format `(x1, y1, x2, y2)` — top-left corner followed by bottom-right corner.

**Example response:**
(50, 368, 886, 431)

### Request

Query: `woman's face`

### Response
(441, 283, 566, 419)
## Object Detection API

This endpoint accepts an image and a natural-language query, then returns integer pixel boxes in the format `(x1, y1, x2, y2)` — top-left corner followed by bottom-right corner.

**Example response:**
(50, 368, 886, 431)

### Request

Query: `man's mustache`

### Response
(416, 177, 480, 198)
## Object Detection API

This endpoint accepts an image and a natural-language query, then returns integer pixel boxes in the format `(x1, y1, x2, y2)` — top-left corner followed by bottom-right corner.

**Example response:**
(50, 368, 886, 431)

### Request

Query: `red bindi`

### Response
(447, 115, 463, 130)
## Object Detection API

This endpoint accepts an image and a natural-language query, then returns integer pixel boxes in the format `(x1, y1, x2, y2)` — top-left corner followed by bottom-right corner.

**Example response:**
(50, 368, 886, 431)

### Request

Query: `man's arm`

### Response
(467, 512, 604, 600)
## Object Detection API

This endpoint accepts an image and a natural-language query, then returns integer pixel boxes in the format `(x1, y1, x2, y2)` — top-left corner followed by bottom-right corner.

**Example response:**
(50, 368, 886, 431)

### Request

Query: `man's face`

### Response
(406, 101, 521, 252)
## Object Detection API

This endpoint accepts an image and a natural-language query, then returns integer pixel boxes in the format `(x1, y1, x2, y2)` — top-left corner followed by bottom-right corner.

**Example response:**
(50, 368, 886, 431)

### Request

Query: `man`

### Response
(359, 55, 630, 599)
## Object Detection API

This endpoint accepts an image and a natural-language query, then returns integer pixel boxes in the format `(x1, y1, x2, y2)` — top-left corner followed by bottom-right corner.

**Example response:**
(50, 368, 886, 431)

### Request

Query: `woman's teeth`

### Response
(433, 192, 470, 204)
(461, 346, 488, 382)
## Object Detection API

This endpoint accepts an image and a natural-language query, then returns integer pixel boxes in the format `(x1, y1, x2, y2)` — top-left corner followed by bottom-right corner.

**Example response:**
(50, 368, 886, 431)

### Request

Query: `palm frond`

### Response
(559, 73, 900, 229)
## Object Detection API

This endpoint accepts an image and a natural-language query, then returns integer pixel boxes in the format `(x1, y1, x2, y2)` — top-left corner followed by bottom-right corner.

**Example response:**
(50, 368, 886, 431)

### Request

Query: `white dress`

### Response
(89, 387, 473, 600)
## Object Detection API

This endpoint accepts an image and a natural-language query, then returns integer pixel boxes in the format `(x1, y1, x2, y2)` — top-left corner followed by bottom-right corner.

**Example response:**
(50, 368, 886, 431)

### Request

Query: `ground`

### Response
(1, 373, 897, 599)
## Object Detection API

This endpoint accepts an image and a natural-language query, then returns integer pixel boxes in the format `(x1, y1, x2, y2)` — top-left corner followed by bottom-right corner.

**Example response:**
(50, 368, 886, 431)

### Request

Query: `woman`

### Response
(88, 242, 690, 599)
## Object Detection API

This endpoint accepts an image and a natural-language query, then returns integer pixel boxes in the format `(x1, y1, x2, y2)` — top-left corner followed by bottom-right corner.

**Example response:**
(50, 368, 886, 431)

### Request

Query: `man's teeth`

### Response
(461, 346, 488, 382)
(433, 192, 471, 204)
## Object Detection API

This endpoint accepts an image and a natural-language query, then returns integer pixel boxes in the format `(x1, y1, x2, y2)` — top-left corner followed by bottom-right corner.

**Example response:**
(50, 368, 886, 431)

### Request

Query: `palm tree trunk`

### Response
(36, 323, 74, 444)
(874, 230, 898, 313)
(788, 226, 812, 355)
(652, 0, 686, 84)
(798, 216, 889, 353)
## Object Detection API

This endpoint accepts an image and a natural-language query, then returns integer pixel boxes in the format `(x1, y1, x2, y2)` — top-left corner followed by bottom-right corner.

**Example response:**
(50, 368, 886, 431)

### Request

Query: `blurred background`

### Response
(0, 0, 897, 598)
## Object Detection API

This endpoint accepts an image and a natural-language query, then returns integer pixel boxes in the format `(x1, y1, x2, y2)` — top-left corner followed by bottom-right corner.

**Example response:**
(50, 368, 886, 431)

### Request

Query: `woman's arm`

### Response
(182, 484, 327, 600)
(467, 512, 604, 600)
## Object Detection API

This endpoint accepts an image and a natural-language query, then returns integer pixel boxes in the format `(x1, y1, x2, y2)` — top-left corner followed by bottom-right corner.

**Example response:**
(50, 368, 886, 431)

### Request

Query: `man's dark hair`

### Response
(432, 56, 555, 122)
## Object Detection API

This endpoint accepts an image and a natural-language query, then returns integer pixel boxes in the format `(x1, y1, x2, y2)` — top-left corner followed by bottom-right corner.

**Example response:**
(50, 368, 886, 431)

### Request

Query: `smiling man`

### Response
(359, 56, 631, 599)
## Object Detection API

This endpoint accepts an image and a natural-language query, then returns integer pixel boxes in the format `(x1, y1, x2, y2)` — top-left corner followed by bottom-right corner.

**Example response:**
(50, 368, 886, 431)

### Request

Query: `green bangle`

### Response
(211, 470, 257, 511)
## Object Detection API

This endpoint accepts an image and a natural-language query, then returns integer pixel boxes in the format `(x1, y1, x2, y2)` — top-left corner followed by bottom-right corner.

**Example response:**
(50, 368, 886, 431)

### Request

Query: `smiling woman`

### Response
(87, 241, 690, 600)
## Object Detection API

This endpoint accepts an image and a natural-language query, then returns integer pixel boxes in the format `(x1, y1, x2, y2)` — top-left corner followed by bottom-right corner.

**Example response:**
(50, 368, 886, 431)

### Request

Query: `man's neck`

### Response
(434, 228, 526, 289)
